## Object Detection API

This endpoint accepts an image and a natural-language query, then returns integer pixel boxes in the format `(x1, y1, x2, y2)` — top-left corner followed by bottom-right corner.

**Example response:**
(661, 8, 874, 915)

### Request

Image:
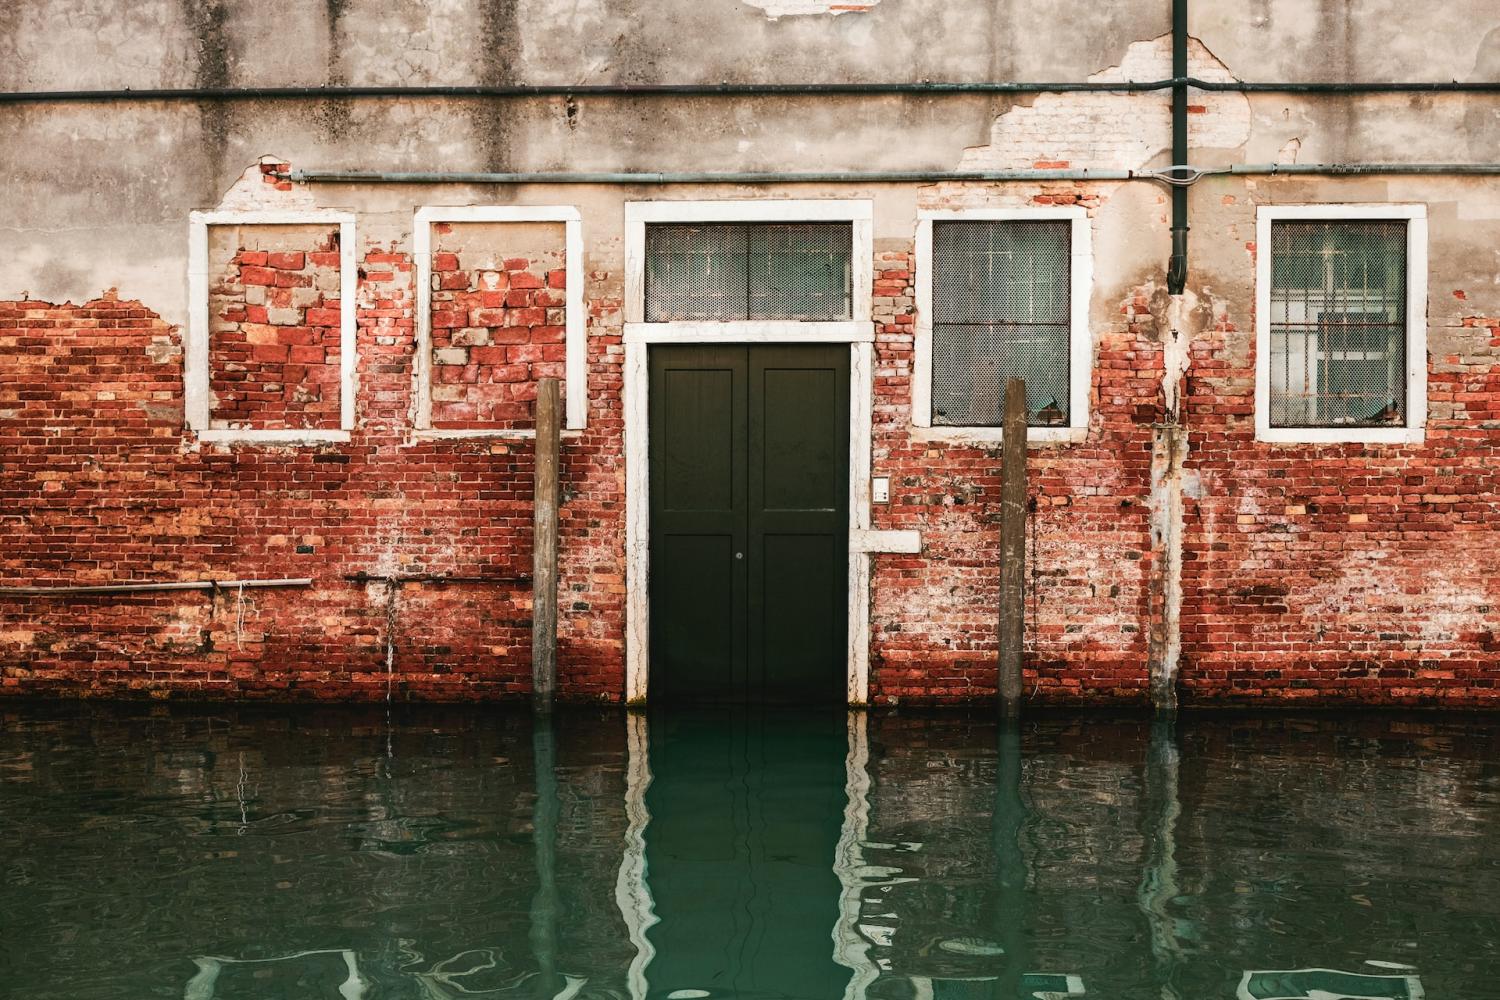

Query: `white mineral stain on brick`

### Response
(742, 0, 879, 17)
(1301, 538, 1498, 648)
(960, 35, 1250, 171)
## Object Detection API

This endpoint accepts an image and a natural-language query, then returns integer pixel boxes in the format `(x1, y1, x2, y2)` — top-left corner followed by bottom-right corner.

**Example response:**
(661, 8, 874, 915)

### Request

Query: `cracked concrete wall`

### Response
(6, 0, 1500, 313)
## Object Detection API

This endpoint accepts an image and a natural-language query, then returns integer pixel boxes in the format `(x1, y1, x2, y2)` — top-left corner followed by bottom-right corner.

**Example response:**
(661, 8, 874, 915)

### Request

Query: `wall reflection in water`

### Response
(1, 705, 1495, 1000)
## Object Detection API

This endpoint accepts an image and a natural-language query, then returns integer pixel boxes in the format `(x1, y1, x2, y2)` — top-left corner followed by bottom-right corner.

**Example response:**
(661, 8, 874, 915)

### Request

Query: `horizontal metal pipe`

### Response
(1229, 162, 1500, 175)
(0, 81, 1172, 104)
(3, 78, 1499, 105)
(343, 572, 531, 585)
(288, 167, 1144, 184)
(1191, 78, 1500, 93)
(0, 578, 312, 596)
(287, 162, 1500, 186)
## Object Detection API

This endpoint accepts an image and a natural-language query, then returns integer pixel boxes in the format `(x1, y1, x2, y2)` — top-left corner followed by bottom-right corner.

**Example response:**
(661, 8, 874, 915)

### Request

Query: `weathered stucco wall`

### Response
(4, 1, 1500, 704)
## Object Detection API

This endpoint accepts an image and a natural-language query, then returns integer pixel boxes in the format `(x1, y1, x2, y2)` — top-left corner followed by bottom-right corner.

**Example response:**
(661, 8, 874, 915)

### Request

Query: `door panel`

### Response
(759, 366, 842, 511)
(650, 344, 849, 703)
(650, 347, 748, 703)
(759, 532, 843, 702)
(748, 348, 849, 704)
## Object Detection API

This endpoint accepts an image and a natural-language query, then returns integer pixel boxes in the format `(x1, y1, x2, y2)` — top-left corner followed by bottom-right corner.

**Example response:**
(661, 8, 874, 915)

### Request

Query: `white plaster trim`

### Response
(848, 341, 874, 706)
(912, 207, 1092, 443)
(413, 205, 587, 432)
(623, 199, 874, 325)
(623, 340, 651, 705)
(623, 321, 874, 344)
(411, 428, 585, 441)
(196, 429, 351, 444)
(850, 529, 922, 554)
(186, 210, 357, 442)
(909, 425, 1089, 445)
(1254, 203, 1428, 445)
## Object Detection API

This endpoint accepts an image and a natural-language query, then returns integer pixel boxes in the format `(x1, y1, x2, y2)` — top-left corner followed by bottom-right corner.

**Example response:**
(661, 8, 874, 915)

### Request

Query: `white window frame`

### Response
(187, 210, 357, 444)
(623, 199, 875, 343)
(413, 205, 586, 438)
(913, 207, 1093, 445)
(621, 199, 909, 707)
(1255, 203, 1428, 445)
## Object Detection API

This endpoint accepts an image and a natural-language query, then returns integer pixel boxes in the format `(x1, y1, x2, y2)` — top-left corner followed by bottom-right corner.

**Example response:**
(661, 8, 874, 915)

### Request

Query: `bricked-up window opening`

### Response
(644, 222, 853, 321)
(208, 225, 344, 431)
(428, 221, 567, 429)
(1269, 221, 1408, 428)
(930, 220, 1071, 427)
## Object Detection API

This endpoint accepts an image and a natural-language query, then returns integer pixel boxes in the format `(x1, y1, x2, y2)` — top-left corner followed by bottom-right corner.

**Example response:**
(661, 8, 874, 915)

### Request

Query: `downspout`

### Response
(1167, 0, 1189, 296)
(1149, 0, 1191, 716)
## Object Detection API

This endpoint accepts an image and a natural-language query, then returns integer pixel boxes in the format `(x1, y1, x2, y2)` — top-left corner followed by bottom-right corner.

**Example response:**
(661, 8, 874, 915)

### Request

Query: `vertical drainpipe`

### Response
(1149, 0, 1191, 716)
(1168, 0, 1189, 297)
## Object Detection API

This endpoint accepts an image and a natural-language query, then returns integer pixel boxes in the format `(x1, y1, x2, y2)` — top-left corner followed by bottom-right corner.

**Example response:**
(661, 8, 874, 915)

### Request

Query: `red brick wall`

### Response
(0, 245, 624, 701)
(428, 223, 568, 430)
(1177, 312, 1500, 707)
(3, 207, 1499, 707)
(209, 230, 343, 429)
(867, 241, 1159, 705)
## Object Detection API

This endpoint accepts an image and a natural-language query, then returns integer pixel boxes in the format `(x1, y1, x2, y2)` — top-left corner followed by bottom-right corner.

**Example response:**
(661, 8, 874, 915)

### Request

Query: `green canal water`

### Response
(1, 705, 1497, 999)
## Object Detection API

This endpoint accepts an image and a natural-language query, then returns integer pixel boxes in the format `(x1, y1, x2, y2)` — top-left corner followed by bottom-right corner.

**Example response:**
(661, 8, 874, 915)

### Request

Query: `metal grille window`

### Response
(644, 222, 853, 321)
(1268, 221, 1408, 427)
(931, 220, 1072, 427)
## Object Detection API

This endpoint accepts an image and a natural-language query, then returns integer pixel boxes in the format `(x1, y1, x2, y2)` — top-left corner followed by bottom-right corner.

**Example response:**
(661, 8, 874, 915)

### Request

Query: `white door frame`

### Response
(621, 199, 919, 705)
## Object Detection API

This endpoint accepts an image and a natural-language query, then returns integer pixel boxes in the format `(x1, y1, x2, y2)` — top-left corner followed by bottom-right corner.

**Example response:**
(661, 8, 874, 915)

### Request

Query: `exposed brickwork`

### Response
(868, 205, 1159, 706)
(3, 189, 1500, 707)
(1177, 257, 1500, 707)
(209, 227, 342, 429)
(428, 222, 567, 429)
(0, 260, 622, 702)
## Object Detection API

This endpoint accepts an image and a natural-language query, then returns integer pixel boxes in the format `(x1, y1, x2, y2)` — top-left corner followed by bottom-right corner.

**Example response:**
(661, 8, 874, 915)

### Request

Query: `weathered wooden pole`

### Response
(998, 378, 1027, 719)
(532, 378, 561, 714)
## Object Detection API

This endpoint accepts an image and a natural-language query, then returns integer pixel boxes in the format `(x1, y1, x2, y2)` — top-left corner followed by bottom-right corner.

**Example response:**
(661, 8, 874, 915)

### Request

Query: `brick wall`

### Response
(3, 190, 1499, 706)
(428, 222, 568, 430)
(1175, 274, 1500, 707)
(0, 238, 624, 701)
(208, 227, 343, 429)
(868, 203, 1159, 706)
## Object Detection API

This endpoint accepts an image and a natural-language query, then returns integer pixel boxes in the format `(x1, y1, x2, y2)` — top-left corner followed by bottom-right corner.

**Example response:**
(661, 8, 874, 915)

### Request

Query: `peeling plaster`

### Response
(741, 0, 880, 18)
(960, 35, 1250, 171)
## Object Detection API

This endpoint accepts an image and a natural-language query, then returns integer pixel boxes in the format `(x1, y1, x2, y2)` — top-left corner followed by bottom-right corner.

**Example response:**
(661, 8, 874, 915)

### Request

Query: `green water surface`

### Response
(1, 704, 1496, 999)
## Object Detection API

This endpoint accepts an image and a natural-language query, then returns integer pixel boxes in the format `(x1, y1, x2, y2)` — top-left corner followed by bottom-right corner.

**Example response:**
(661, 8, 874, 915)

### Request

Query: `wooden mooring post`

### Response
(532, 378, 561, 714)
(998, 378, 1027, 718)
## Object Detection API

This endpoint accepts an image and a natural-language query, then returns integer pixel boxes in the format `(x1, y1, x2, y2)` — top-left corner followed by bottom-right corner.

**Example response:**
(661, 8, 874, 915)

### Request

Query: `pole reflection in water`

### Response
(531, 712, 562, 999)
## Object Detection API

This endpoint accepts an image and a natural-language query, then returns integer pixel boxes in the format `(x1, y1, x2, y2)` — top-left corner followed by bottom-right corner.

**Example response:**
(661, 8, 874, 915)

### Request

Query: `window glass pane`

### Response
(1268, 221, 1407, 428)
(644, 222, 852, 322)
(644, 224, 747, 321)
(931, 220, 1071, 427)
(748, 223, 853, 321)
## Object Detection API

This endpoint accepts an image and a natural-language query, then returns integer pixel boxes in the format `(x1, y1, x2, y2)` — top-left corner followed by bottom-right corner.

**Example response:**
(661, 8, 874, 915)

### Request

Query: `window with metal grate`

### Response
(644, 222, 853, 322)
(931, 220, 1072, 427)
(1268, 221, 1408, 427)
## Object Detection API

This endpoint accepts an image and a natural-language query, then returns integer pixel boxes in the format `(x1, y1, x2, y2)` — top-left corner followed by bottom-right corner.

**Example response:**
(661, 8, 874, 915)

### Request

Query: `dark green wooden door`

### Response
(650, 344, 849, 704)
